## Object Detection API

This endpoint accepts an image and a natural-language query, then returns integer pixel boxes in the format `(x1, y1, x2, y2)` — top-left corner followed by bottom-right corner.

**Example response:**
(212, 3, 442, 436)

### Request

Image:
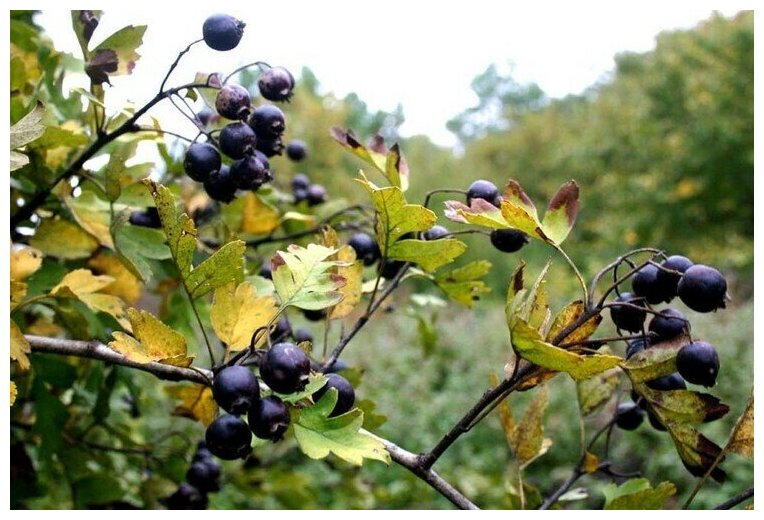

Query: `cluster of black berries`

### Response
(290, 172, 328, 206)
(162, 442, 221, 510)
(203, 335, 356, 461)
(610, 255, 728, 432)
(465, 179, 529, 253)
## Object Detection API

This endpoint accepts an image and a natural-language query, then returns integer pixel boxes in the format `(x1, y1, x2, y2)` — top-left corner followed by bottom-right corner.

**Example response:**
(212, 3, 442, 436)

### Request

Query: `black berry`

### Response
(306, 184, 328, 206)
(202, 14, 245, 51)
(162, 483, 208, 510)
(186, 459, 221, 493)
(676, 341, 719, 387)
(249, 104, 286, 140)
(293, 328, 313, 344)
(286, 140, 307, 161)
(379, 259, 407, 280)
(646, 372, 687, 391)
(212, 366, 260, 415)
(248, 395, 290, 441)
(655, 255, 694, 301)
(615, 402, 644, 430)
(303, 308, 327, 322)
(219, 122, 257, 160)
(215, 84, 251, 120)
(631, 263, 665, 304)
(648, 308, 689, 341)
(423, 225, 449, 240)
(313, 373, 355, 417)
(230, 152, 271, 191)
(205, 414, 252, 460)
(203, 165, 237, 203)
(677, 264, 727, 313)
(259, 342, 311, 394)
(489, 228, 529, 253)
(291, 173, 310, 191)
(258, 66, 295, 102)
(648, 410, 667, 431)
(129, 207, 161, 228)
(466, 179, 500, 207)
(258, 261, 272, 279)
(348, 232, 381, 266)
(184, 142, 221, 182)
(270, 317, 292, 343)
(255, 135, 285, 157)
(610, 292, 646, 333)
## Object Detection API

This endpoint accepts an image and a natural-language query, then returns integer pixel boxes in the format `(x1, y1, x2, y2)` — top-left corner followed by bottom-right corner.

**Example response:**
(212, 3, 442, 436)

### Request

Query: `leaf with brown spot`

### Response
(664, 421, 726, 483)
(541, 181, 580, 245)
(328, 246, 363, 320)
(547, 300, 584, 342)
(166, 385, 217, 426)
(330, 127, 387, 178)
(443, 198, 508, 228)
(384, 143, 409, 191)
(490, 373, 516, 447)
(86, 24, 146, 84)
(638, 385, 730, 424)
(513, 385, 551, 468)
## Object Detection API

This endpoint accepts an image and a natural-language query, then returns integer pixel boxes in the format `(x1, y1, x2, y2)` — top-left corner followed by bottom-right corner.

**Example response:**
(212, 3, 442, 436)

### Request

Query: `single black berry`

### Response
(248, 395, 290, 441)
(215, 84, 251, 120)
(259, 342, 311, 394)
(677, 264, 727, 313)
(212, 366, 260, 415)
(423, 225, 449, 240)
(489, 228, 529, 253)
(204, 415, 252, 460)
(258, 66, 295, 102)
(293, 328, 313, 344)
(631, 263, 665, 304)
(219, 122, 257, 160)
(610, 292, 647, 333)
(162, 483, 208, 510)
(648, 308, 689, 341)
(184, 142, 221, 182)
(655, 255, 694, 301)
(249, 104, 286, 140)
(646, 372, 687, 391)
(186, 459, 221, 493)
(313, 373, 355, 417)
(230, 152, 270, 191)
(348, 232, 381, 266)
(286, 140, 307, 161)
(197, 107, 215, 126)
(676, 341, 719, 387)
(303, 308, 327, 322)
(615, 402, 644, 430)
(466, 180, 500, 207)
(202, 14, 245, 51)
(291, 173, 310, 191)
(625, 336, 651, 359)
(379, 259, 407, 280)
(129, 207, 162, 228)
(306, 184, 328, 206)
(203, 165, 237, 203)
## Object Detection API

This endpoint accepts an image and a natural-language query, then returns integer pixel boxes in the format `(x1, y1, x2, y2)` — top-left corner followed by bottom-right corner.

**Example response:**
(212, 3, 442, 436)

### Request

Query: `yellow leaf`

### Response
(50, 269, 131, 329)
(108, 308, 193, 366)
(10, 321, 30, 372)
(210, 281, 279, 350)
(10, 244, 43, 281)
(10, 280, 27, 308)
(66, 191, 114, 248)
(583, 451, 600, 473)
(513, 385, 549, 467)
(329, 246, 363, 319)
(727, 393, 753, 459)
(166, 385, 217, 426)
(26, 318, 64, 337)
(240, 192, 280, 234)
(88, 253, 142, 305)
(11, 381, 18, 406)
(490, 372, 517, 448)
(29, 218, 99, 259)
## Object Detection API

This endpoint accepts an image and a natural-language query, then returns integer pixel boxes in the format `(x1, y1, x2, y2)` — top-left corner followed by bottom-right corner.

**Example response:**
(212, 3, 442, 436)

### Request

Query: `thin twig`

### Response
(713, 487, 753, 510)
(159, 38, 203, 93)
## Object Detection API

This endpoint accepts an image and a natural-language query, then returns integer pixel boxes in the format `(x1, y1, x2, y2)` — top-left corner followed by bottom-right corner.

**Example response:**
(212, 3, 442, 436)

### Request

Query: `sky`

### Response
(25, 2, 755, 147)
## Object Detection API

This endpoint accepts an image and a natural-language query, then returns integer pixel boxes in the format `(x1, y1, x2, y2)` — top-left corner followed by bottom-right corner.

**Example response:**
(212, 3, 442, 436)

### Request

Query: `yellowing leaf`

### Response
(272, 243, 346, 311)
(294, 388, 390, 465)
(603, 479, 676, 510)
(185, 240, 246, 299)
(11, 382, 18, 406)
(727, 393, 753, 458)
(50, 269, 130, 330)
(434, 260, 492, 307)
(621, 335, 691, 383)
(88, 253, 142, 305)
(240, 192, 280, 234)
(165, 385, 217, 426)
(443, 198, 508, 229)
(86, 24, 146, 83)
(108, 308, 192, 366)
(513, 385, 550, 467)
(490, 372, 517, 447)
(583, 451, 599, 474)
(66, 191, 114, 248)
(540, 181, 580, 245)
(329, 246, 363, 320)
(639, 385, 729, 424)
(10, 281, 27, 309)
(664, 421, 727, 483)
(10, 244, 43, 281)
(10, 321, 30, 372)
(577, 365, 620, 416)
(145, 179, 197, 276)
(387, 238, 467, 272)
(210, 281, 279, 350)
(29, 218, 99, 259)
(331, 128, 408, 190)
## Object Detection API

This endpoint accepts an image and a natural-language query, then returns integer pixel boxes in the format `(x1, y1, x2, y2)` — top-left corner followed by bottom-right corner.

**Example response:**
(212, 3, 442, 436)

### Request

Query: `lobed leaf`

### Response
(185, 240, 246, 299)
(87, 253, 142, 305)
(434, 260, 492, 307)
(10, 321, 31, 372)
(602, 478, 676, 510)
(144, 179, 197, 276)
(272, 243, 346, 311)
(86, 25, 146, 84)
(108, 308, 193, 366)
(210, 281, 278, 350)
(50, 269, 130, 330)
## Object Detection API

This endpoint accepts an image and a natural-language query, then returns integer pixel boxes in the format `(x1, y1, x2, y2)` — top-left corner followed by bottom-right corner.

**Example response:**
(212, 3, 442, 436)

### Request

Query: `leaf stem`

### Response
(553, 244, 588, 304)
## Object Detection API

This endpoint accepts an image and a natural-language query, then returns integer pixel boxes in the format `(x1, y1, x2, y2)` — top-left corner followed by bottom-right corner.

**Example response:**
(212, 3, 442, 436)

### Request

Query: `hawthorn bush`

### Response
(9, 11, 753, 510)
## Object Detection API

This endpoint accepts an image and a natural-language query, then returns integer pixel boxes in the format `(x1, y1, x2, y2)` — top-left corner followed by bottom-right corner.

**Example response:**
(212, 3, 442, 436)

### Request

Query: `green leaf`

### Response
(602, 478, 676, 509)
(443, 198, 509, 229)
(185, 240, 246, 299)
(113, 220, 172, 281)
(73, 475, 124, 509)
(577, 365, 620, 416)
(620, 335, 690, 383)
(86, 25, 146, 84)
(29, 218, 99, 260)
(293, 388, 390, 465)
(66, 191, 114, 248)
(540, 181, 580, 245)
(271, 243, 346, 311)
(275, 372, 327, 404)
(384, 143, 410, 191)
(510, 319, 621, 381)
(434, 260, 492, 307)
(387, 237, 467, 272)
(144, 179, 197, 276)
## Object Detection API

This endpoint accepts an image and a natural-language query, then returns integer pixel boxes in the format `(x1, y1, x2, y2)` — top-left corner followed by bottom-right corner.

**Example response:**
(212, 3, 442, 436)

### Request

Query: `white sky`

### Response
(24, 2, 756, 147)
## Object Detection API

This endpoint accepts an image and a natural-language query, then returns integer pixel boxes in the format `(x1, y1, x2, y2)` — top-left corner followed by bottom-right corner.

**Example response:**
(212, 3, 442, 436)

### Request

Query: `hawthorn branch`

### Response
(713, 487, 753, 510)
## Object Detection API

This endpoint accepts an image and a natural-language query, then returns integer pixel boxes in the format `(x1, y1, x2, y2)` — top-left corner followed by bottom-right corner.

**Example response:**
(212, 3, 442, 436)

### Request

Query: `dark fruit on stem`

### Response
(677, 264, 727, 313)
(249, 104, 286, 140)
(615, 402, 644, 430)
(203, 165, 237, 203)
(291, 173, 310, 191)
(379, 259, 407, 280)
(286, 140, 308, 161)
(648, 308, 689, 341)
(489, 228, 529, 253)
(306, 184, 328, 206)
(258, 262, 272, 279)
(466, 180, 500, 207)
(676, 341, 719, 387)
(423, 225, 449, 240)
(631, 263, 666, 304)
(204, 415, 252, 460)
(219, 122, 257, 160)
(212, 366, 260, 415)
(313, 373, 355, 417)
(259, 342, 311, 394)
(255, 135, 285, 157)
(258, 66, 295, 102)
(230, 152, 271, 191)
(648, 410, 667, 431)
(656, 255, 694, 300)
(186, 460, 221, 493)
(162, 483, 208, 510)
(248, 395, 290, 441)
(646, 372, 686, 391)
(215, 84, 251, 120)
(609, 292, 646, 333)
(203, 14, 245, 51)
(348, 232, 381, 266)
(184, 142, 221, 182)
